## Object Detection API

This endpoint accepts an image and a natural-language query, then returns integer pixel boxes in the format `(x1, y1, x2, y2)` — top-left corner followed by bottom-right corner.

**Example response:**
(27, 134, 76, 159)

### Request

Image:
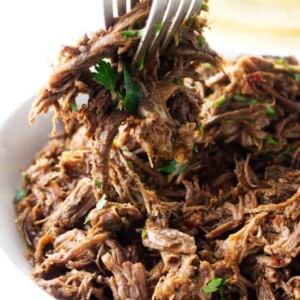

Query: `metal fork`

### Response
(101, 0, 204, 63)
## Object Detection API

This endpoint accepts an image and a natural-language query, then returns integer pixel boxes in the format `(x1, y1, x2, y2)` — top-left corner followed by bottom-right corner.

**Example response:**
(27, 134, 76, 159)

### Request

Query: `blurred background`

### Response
(206, 0, 300, 57)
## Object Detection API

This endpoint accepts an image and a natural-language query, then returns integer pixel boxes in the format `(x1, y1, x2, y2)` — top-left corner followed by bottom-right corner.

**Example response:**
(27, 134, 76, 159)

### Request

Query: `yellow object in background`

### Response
(206, 0, 300, 58)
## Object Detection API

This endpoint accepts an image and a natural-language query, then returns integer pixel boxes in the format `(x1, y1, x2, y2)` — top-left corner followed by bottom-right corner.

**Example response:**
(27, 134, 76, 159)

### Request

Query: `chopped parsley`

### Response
(197, 124, 204, 136)
(203, 63, 212, 69)
(120, 29, 143, 37)
(198, 37, 206, 46)
(93, 60, 118, 94)
(70, 102, 78, 112)
(203, 277, 227, 300)
(96, 194, 107, 210)
(22, 172, 29, 184)
(141, 230, 148, 239)
(127, 161, 133, 168)
(94, 179, 102, 189)
(247, 99, 258, 106)
(84, 213, 91, 224)
(201, 3, 209, 12)
(158, 160, 179, 174)
(124, 66, 144, 114)
(187, 17, 195, 28)
(265, 137, 279, 146)
(266, 105, 276, 116)
(275, 58, 285, 65)
(193, 144, 199, 153)
(173, 78, 184, 86)
(215, 95, 226, 108)
(121, 145, 128, 151)
(14, 188, 27, 202)
(234, 94, 246, 102)
(225, 119, 235, 125)
(155, 20, 163, 32)
(137, 55, 145, 71)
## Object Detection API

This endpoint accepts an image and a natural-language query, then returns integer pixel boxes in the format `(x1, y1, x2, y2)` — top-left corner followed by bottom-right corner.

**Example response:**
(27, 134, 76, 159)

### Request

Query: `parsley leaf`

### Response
(158, 160, 179, 174)
(14, 188, 26, 202)
(225, 119, 235, 125)
(234, 94, 246, 102)
(141, 230, 148, 239)
(127, 161, 133, 168)
(247, 99, 258, 106)
(96, 194, 107, 210)
(265, 137, 278, 146)
(203, 278, 224, 293)
(70, 102, 78, 112)
(94, 179, 102, 189)
(155, 20, 163, 32)
(124, 66, 143, 114)
(266, 105, 276, 116)
(84, 213, 91, 224)
(193, 144, 199, 153)
(93, 60, 118, 94)
(138, 55, 145, 71)
(120, 30, 143, 37)
(22, 172, 29, 184)
(198, 37, 205, 46)
(215, 95, 226, 108)
(197, 124, 204, 136)
(201, 3, 209, 11)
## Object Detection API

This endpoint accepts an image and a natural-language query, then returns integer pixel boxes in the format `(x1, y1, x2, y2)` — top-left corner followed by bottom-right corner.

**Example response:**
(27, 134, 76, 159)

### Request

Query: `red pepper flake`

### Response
(247, 72, 263, 88)
(272, 254, 280, 266)
(273, 215, 282, 226)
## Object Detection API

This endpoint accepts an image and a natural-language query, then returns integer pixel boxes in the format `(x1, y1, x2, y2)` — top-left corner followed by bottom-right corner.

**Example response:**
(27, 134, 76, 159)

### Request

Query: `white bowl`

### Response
(0, 97, 54, 299)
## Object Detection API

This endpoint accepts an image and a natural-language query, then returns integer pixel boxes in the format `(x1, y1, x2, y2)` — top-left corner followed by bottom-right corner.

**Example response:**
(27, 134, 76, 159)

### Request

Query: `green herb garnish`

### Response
(275, 58, 285, 65)
(187, 17, 195, 28)
(158, 160, 179, 174)
(121, 145, 128, 151)
(197, 124, 204, 136)
(234, 94, 246, 102)
(70, 102, 78, 112)
(94, 179, 102, 189)
(120, 30, 143, 37)
(84, 213, 91, 224)
(193, 144, 199, 153)
(127, 161, 133, 168)
(93, 60, 118, 94)
(14, 188, 27, 202)
(266, 105, 276, 116)
(295, 74, 300, 82)
(96, 194, 107, 210)
(141, 230, 148, 239)
(137, 55, 145, 71)
(124, 66, 143, 114)
(155, 20, 163, 32)
(198, 37, 206, 46)
(225, 119, 234, 125)
(247, 99, 258, 106)
(215, 95, 226, 108)
(203, 277, 228, 300)
(22, 172, 28, 184)
(173, 78, 184, 86)
(265, 137, 279, 146)
(201, 3, 209, 11)
(203, 278, 224, 293)
(203, 63, 212, 69)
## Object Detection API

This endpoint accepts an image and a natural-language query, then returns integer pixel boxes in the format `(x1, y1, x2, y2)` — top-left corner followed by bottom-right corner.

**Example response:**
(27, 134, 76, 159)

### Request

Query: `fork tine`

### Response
(148, 0, 181, 56)
(133, 0, 169, 63)
(161, 0, 193, 51)
(128, 0, 139, 11)
(101, 0, 114, 30)
(117, 0, 127, 16)
(185, 0, 203, 21)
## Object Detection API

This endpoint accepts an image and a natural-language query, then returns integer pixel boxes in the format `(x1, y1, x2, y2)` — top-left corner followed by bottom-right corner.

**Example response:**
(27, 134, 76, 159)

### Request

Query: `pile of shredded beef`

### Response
(15, 1, 300, 299)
